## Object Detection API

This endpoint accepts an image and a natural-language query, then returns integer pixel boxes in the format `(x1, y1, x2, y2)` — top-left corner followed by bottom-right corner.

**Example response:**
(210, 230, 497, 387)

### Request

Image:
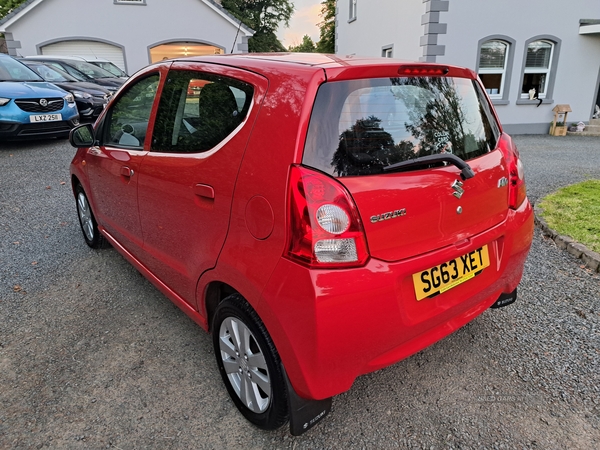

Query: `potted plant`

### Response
(550, 121, 567, 136)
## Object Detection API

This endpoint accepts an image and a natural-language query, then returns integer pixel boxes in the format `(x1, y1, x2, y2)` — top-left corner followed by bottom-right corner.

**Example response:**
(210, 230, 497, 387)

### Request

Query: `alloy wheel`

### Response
(218, 316, 271, 413)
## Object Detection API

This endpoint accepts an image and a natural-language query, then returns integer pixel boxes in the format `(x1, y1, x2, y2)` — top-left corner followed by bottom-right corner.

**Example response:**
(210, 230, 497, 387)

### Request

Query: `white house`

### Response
(0, 0, 253, 75)
(337, 0, 600, 134)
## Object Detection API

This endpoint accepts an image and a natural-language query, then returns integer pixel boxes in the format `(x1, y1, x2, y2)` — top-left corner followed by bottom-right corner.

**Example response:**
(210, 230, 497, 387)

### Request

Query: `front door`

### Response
(137, 63, 268, 305)
(86, 73, 160, 253)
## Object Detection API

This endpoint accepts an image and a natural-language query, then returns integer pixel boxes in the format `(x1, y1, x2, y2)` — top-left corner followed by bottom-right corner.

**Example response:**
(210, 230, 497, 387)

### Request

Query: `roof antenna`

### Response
(231, 19, 243, 53)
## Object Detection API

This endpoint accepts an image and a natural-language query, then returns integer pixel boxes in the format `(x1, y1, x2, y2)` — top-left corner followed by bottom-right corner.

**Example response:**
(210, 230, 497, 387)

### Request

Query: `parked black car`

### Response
(22, 61, 111, 121)
(22, 56, 125, 93)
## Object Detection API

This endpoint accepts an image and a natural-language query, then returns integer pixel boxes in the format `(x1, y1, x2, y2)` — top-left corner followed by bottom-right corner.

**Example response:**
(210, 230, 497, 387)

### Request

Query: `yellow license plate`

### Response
(412, 245, 490, 301)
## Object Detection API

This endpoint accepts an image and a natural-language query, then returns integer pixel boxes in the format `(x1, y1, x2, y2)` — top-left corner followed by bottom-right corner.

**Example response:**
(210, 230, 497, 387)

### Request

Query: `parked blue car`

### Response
(0, 54, 79, 140)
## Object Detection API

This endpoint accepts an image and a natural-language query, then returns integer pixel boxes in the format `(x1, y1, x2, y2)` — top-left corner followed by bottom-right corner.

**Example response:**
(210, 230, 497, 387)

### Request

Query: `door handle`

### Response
(194, 183, 214, 199)
(120, 166, 134, 178)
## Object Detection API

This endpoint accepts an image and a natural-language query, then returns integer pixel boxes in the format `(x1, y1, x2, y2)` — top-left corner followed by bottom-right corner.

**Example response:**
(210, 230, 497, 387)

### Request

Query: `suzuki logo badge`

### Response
(39, 98, 48, 107)
(451, 180, 464, 199)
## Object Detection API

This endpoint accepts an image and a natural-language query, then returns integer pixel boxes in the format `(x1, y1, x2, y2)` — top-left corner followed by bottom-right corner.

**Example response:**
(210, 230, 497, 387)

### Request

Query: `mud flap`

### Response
(490, 288, 517, 308)
(283, 369, 332, 435)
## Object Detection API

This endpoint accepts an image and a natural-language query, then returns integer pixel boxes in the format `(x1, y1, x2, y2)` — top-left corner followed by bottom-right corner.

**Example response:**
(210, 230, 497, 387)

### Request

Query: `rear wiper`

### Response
(383, 153, 475, 180)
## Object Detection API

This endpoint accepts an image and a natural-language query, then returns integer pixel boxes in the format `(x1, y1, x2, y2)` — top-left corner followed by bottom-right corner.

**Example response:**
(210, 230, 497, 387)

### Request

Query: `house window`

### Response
(349, 0, 357, 22)
(476, 35, 516, 105)
(382, 46, 393, 58)
(114, 0, 146, 4)
(478, 40, 509, 99)
(521, 40, 554, 99)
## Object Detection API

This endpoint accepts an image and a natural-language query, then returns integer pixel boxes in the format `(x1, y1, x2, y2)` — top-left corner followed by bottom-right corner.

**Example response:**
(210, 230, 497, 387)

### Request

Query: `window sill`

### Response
(516, 98, 554, 105)
(348, 17, 357, 24)
(491, 99, 510, 105)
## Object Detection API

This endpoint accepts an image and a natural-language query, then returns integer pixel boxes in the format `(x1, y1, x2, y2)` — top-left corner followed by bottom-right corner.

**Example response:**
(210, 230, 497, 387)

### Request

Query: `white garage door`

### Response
(41, 41, 126, 71)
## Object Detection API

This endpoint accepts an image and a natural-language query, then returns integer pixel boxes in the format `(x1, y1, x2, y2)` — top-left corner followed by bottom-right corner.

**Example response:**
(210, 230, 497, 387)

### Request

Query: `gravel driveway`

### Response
(1, 135, 599, 449)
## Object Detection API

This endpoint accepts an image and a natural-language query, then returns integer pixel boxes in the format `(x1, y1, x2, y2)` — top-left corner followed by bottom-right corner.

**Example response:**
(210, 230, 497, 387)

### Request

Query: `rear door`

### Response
(136, 62, 268, 305)
(302, 73, 508, 262)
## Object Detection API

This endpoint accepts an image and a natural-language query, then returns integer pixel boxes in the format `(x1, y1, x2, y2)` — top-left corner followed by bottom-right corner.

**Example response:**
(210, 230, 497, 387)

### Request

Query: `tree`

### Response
(0, 0, 25, 19)
(316, 0, 335, 53)
(221, 0, 294, 53)
(288, 35, 316, 53)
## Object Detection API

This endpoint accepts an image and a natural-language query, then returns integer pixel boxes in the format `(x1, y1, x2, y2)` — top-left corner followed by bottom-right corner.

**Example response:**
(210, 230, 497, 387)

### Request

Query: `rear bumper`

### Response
(259, 200, 534, 400)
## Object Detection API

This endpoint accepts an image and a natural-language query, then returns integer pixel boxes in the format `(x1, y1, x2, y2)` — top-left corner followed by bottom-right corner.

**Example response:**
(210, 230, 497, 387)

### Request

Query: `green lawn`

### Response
(538, 180, 600, 253)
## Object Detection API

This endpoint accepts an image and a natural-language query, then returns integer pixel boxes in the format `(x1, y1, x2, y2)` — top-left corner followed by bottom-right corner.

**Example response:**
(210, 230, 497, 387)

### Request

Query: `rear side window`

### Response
(303, 77, 500, 177)
(152, 70, 253, 153)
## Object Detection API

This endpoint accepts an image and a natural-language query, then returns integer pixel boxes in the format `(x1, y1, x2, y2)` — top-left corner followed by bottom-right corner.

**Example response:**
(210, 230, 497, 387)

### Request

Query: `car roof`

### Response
(160, 53, 477, 83)
(23, 55, 84, 62)
(169, 53, 414, 69)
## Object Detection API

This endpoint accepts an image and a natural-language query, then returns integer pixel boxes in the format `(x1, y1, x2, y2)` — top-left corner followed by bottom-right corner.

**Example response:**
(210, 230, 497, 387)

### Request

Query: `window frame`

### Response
(516, 35, 561, 105)
(114, 0, 146, 5)
(475, 35, 516, 105)
(382, 45, 393, 58)
(349, 0, 357, 22)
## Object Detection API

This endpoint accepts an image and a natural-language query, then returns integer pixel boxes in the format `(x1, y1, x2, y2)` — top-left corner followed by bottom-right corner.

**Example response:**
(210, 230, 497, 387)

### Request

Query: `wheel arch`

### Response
(71, 174, 81, 196)
(204, 281, 239, 332)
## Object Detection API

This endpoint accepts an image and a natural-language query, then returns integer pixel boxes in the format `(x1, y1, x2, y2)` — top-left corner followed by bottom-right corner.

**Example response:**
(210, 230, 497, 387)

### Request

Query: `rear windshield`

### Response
(303, 77, 500, 177)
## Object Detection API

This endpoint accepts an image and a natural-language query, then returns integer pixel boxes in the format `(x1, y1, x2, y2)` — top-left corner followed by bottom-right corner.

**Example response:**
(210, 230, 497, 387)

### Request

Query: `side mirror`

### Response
(69, 124, 95, 147)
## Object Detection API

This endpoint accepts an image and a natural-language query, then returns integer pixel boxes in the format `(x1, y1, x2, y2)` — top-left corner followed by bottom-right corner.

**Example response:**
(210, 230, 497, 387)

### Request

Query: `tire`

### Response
(212, 294, 288, 430)
(75, 184, 109, 249)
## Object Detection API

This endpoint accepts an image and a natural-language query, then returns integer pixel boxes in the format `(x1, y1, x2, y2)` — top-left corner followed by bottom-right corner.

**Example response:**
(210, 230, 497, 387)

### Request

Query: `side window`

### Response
(151, 70, 253, 153)
(39, 66, 54, 80)
(58, 63, 84, 79)
(103, 74, 159, 149)
(48, 62, 65, 72)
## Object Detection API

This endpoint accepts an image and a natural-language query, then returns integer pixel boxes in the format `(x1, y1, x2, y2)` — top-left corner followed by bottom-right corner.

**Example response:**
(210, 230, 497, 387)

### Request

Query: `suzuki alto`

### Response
(69, 53, 534, 434)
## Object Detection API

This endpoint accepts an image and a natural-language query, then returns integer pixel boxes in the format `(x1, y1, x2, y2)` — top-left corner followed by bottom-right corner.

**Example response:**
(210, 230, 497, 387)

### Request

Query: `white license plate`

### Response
(29, 114, 62, 123)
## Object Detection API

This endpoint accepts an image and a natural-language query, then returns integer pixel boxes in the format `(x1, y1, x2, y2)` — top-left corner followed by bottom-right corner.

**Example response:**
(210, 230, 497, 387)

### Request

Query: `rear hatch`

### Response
(302, 70, 509, 262)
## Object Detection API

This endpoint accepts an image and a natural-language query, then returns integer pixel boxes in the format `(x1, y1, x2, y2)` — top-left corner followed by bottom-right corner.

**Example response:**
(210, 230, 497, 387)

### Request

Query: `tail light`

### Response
(398, 65, 449, 76)
(286, 165, 369, 268)
(499, 133, 527, 209)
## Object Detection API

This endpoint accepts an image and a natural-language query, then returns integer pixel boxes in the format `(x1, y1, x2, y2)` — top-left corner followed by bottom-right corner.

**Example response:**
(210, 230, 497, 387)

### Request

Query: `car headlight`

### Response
(64, 93, 75, 104)
(0, 97, 10, 106)
(72, 90, 92, 99)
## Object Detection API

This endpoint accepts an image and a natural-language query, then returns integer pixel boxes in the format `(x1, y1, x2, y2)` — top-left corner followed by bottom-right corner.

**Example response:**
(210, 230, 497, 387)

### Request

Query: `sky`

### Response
(276, 0, 323, 48)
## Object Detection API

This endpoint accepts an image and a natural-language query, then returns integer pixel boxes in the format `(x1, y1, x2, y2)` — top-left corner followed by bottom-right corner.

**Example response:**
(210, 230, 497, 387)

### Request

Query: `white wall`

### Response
(335, 0, 423, 60)
(439, 0, 600, 131)
(335, 0, 600, 133)
(5, 0, 250, 74)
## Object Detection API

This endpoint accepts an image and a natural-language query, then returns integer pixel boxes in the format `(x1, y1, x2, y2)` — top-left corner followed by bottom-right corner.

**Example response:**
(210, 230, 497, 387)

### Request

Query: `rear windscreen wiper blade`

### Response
(383, 153, 475, 180)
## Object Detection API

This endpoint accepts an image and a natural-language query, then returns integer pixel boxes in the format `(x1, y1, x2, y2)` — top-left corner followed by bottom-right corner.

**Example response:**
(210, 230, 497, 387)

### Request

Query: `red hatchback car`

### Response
(69, 54, 534, 434)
